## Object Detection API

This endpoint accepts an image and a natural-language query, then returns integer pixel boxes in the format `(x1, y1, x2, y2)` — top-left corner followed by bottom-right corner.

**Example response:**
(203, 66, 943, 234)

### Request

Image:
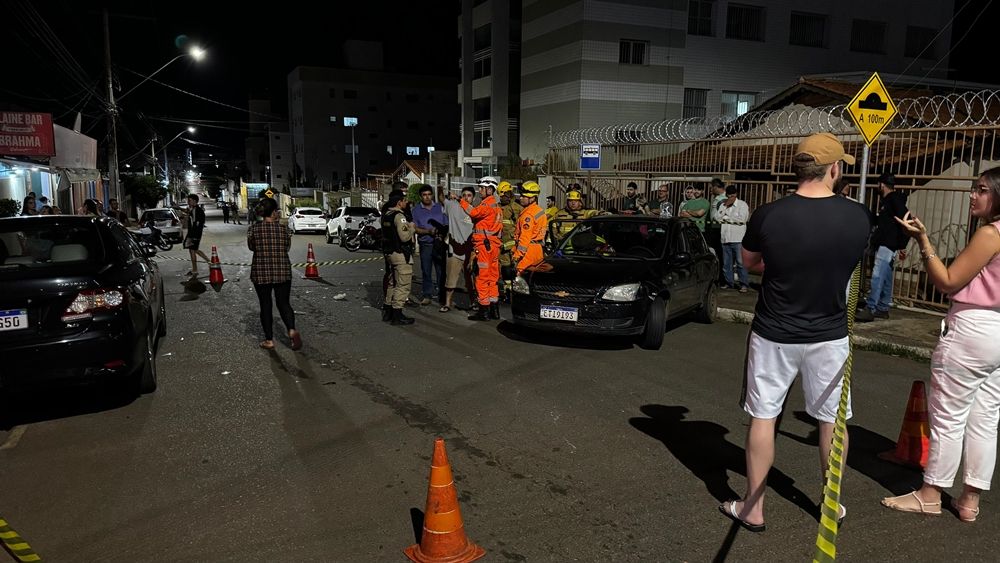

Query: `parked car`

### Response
(511, 216, 718, 350)
(288, 207, 327, 234)
(325, 205, 380, 245)
(0, 216, 165, 394)
(135, 208, 182, 242)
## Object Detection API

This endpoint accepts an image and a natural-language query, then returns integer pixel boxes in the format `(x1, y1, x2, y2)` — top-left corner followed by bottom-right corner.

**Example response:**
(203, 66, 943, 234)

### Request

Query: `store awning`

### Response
(59, 168, 100, 182)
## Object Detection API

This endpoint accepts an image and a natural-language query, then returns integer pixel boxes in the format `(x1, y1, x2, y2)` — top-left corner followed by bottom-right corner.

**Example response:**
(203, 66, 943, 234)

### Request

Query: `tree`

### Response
(124, 175, 167, 210)
(0, 199, 19, 217)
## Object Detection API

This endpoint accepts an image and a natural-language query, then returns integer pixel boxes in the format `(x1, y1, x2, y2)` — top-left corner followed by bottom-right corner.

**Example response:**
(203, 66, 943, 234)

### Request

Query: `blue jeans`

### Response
(419, 241, 444, 298)
(866, 246, 895, 313)
(722, 243, 749, 288)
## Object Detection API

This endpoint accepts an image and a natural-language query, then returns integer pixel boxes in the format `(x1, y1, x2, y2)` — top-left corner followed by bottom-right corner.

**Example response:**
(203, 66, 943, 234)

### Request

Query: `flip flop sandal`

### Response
(718, 500, 766, 533)
(439, 306, 451, 313)
(289, 331, 302, 351)
(259, 341, 275, 350)
(881, 491, 942, 515)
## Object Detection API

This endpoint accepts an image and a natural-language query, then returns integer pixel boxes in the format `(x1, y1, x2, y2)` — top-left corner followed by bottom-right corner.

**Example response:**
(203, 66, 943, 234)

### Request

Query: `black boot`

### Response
(391, 308, 415, 325)
(489, 302, 500, 320)
(468, 305, 490, 321)
(381, 304, 392, 322)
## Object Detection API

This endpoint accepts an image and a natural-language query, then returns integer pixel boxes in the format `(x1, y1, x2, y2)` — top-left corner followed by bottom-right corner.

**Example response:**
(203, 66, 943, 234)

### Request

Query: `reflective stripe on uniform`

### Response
(516, 244, 528, 252)
(529, 240, 543, 245)
(478, 261, 489, 268)
(533, 210, 546, 219)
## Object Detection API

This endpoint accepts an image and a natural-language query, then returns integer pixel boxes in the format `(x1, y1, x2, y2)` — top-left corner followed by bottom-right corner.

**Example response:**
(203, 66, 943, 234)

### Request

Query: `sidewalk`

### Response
(717, 287, 941, 361)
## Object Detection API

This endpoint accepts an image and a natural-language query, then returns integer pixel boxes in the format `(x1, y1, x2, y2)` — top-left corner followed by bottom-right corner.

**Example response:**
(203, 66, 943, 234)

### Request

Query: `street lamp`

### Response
(344, 117, 358, 188)
(119, 46, 206, 100)
(159, 126, 195, 206)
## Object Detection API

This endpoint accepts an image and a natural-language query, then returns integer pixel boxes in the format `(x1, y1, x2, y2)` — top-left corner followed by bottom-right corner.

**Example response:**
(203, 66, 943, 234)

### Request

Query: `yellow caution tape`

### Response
(812, 264, 861, 563)
(155, 256, 383, 268)
(0, 516, 41, 562)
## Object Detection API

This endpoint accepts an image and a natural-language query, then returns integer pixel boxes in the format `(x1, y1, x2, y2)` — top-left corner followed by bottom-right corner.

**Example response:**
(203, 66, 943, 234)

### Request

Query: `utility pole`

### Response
(103, 8, 121, 207)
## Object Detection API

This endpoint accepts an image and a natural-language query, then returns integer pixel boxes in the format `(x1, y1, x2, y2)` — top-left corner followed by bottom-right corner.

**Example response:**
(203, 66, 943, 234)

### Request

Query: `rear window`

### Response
(140, 210, 175, 222)
(0, 220, 106, 273)
(346, 207, 378, 217)
(297, 209, 324, 216)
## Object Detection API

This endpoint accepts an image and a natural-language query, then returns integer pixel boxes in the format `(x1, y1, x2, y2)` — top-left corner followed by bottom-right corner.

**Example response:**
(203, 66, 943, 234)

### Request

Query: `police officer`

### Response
(381, 192, 416, 325)
(497, 180, 523, 302)
(552, 190, 603, 240)
(513, 181, 547, 272)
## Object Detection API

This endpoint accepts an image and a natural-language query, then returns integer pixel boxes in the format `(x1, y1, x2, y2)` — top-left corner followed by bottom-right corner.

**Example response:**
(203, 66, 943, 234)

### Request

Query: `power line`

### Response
(889, 0, 972, 87)
(906, 0, 993, 92)
(118, 66, 282, 119)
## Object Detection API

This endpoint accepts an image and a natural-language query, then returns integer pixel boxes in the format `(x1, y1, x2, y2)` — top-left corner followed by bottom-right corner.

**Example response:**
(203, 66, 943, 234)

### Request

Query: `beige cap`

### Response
(796, 132, 856, 166)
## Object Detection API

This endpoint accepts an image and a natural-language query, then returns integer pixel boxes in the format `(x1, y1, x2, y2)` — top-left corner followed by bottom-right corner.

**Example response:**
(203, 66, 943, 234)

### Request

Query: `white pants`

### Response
(924, 303, 1000, 490)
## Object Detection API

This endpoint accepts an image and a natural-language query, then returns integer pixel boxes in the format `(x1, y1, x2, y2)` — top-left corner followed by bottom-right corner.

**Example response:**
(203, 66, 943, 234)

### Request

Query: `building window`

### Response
(473, 23, 491, 51)
(473, 97, 491, 121)
(789, 12, 827, 47)
(618, 39, 649, 65)
(344, 89, 358, 99)
(688, 0, 714, 36)
(905, 26, 937, 59)
(726, 4, 765, 42)
(275, 155, 282, 160)
(474, 56, 492, 79)
(386, 145, 393, 155)
(405, 93, 419, 103)
(407, 121, 419, 130)
(275, 135, 281, 140)
(850, 19, 887, 53)
(683, 88, 709, 119)
(328, 88, 336, 98)
(368, 159, 378, 166)
(473, 130, 491, 149)
(276, 174, 282, 179)
(721, 91, 757, 119)
(406, 146, 420, 156)
(329, 116, 337, 123)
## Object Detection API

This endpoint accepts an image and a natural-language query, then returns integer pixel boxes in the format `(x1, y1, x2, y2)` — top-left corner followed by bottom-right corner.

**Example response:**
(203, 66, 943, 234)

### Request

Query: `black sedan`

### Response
(0, 216, 164, 393)
(511, 216, 718, 349)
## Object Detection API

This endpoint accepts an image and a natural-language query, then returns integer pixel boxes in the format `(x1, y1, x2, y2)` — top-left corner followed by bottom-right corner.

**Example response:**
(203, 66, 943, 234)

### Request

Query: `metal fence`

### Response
(544, 92, 1000, 312)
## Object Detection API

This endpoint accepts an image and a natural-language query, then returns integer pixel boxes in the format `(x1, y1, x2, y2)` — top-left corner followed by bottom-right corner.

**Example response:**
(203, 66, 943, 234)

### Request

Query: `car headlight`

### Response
(601, 283, 640, 302)
(512, 276, 530, 295)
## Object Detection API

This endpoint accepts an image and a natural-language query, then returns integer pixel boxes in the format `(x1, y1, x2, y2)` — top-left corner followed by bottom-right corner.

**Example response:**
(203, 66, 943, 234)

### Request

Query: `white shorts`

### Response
(743, 332, 852, 423)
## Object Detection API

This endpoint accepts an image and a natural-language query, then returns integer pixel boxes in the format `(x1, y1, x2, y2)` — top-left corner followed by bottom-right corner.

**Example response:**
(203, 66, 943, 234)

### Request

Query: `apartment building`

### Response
(460, 0, 956, 163)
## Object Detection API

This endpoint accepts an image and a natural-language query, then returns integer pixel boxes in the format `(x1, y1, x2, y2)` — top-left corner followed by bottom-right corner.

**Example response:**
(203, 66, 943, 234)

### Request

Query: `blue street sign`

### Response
(580, 143, 601, 170)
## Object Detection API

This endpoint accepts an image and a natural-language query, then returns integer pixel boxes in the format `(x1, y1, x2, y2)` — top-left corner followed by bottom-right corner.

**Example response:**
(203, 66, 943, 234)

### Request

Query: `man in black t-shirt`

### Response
(857, 172, 909, 322)
(718, 132, 870, 532)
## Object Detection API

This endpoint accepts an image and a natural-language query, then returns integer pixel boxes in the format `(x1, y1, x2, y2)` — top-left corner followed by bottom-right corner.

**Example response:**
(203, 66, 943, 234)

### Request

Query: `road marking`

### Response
(0, 515, 40, 561)
(0, 426, 26, 451)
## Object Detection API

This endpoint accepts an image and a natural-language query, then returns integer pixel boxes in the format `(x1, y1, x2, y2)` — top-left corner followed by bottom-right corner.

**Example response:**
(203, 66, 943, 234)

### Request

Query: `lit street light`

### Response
(119, 46, 206, 100)
(344, 117, 358, 188)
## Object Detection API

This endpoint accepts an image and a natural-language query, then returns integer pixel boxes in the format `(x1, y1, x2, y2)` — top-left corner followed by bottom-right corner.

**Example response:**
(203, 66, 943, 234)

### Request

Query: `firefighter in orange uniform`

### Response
(512, 181, 547, 272)
(460, 176, 503, 320)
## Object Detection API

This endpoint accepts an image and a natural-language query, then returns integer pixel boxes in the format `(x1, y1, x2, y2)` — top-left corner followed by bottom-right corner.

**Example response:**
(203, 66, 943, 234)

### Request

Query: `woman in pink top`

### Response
(882, 167, 1000, 521)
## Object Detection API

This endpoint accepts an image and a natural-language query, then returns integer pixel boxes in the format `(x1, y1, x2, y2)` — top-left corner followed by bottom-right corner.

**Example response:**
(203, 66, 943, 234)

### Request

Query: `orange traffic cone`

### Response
(208, 245, 225, 292)
(405, 438, 485, 563)
(304, 242, 320, 279)
(879, 380, 931, 468)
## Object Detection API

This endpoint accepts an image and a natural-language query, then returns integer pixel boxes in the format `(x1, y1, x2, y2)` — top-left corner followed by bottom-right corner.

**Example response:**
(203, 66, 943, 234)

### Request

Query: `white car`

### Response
(288, 207, 327, 233)
(135, 208, 182, 242)
(325, 206, 380, 245)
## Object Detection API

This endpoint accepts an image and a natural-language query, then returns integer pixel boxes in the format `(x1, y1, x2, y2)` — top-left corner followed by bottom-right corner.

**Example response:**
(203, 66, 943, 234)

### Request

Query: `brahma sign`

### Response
(0, 112, 56, 157)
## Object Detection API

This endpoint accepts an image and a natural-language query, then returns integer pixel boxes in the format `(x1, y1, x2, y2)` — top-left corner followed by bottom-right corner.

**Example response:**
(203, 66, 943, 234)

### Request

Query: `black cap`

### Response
(626, 181, 638, 189)
(711, 178, 725, 188)
(878, 172, 896, 186)
(725, 185, 738, 195)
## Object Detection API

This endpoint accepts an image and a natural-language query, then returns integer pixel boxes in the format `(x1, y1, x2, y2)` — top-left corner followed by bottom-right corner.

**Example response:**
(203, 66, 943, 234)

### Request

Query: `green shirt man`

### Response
(678, 185, 711, 231)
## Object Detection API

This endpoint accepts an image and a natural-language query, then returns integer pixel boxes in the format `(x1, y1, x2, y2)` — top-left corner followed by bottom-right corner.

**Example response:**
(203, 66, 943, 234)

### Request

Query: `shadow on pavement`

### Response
(0, 384, 137, 431)
(777, 411, 923, 495)
(409, 508, 424, 544)
(629, 405, 816, 513)
(495, 315, 689, 351)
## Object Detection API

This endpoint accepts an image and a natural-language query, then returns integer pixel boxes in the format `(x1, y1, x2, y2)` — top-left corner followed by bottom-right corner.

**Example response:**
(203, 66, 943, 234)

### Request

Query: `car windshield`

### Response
(140, 210, 175, 222)
(556, 221, 667, 259)
(347, 207, 378, 217)
(0, 220, 106, 274)
(297, 208, 323, 216)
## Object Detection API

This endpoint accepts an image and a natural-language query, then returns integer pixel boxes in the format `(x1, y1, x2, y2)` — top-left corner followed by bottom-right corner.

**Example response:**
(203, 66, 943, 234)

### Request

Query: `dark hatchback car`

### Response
(511, 216, 718, 349)
(0, 216, 164, 393)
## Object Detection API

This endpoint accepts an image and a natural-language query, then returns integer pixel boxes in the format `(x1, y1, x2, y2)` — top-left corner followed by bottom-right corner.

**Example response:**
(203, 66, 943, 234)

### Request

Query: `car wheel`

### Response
(638, 297, 666, 350)
(338, 228, 345, 247)
(326, 230, 334, 244)
(134, 324, 158, 394)
(695, 283, 718, 324)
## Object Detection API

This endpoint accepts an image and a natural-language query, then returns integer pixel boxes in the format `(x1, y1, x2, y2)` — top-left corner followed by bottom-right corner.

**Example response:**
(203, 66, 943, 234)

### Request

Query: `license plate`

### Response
(0, 309, 28, 332)
(540, 305, 578, 322)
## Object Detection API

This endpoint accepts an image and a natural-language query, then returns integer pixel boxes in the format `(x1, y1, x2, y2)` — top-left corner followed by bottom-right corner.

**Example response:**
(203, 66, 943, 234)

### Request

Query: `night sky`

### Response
(4, 0, 998, 165)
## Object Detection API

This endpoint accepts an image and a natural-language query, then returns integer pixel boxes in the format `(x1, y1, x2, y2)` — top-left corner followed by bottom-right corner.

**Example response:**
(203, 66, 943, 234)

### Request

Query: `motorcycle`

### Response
(344, 214, 381, 252)
(134, 220, 173, 251)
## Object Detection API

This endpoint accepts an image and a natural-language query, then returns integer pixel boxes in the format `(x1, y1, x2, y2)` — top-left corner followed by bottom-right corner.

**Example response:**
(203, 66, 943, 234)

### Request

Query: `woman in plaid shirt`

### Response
(248, 198, 302, 350)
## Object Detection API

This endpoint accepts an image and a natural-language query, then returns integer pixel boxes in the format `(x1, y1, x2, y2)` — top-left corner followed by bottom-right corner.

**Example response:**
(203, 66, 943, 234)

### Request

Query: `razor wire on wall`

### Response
(548, 90, 1000, 148)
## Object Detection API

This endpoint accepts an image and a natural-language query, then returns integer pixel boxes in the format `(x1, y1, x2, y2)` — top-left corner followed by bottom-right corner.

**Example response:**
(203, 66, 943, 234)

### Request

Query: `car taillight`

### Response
(62, 289, 126, 322)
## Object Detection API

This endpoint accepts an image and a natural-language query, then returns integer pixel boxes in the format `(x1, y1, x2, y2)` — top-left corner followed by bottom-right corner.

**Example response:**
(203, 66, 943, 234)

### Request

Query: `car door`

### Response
(683, 224, 716, 302)
(665, 222, 699, 311)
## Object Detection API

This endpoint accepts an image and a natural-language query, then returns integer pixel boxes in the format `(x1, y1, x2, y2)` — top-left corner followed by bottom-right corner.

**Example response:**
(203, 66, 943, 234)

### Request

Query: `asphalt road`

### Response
(0, 215, 997, 562)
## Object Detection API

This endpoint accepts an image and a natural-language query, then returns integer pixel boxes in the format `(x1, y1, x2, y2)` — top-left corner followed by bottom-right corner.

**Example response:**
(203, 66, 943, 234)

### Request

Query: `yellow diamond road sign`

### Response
(848, 72, 897, 146)
(264, 189, 274, 198)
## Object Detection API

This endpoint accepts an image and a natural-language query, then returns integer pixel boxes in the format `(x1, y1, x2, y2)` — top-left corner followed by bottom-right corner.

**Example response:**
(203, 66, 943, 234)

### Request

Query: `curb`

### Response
(717, 307, 934, 362)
